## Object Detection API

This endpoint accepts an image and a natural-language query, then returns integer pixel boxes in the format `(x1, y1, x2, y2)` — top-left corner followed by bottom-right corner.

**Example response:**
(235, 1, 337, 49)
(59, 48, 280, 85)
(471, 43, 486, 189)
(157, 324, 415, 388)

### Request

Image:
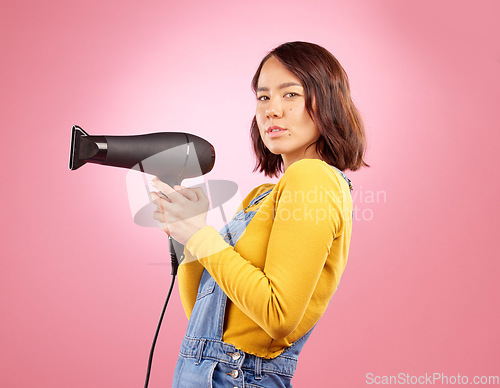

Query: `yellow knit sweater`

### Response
(178, 159, 353, 359)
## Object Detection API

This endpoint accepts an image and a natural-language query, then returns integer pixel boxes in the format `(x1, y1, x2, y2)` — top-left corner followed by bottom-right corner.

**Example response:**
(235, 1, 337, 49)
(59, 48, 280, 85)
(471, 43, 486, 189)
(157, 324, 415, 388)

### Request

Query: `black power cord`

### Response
(143, 236, 180, 388)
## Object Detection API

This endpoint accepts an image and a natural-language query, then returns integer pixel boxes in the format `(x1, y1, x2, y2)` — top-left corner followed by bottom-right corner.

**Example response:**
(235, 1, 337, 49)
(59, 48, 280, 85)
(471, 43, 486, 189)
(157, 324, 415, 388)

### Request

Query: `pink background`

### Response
(1, 0, 499, 386)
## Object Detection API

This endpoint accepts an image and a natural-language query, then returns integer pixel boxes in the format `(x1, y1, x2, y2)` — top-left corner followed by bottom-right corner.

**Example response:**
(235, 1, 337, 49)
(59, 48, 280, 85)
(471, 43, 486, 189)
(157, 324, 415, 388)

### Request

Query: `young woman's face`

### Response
(255, 56, 321, 169)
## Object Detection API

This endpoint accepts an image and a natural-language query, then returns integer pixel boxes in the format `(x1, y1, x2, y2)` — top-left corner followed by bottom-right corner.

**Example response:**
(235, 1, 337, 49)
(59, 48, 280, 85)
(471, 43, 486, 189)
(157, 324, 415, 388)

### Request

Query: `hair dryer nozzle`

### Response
(69, 125, 107, 170)
(69, 125, 87, 170)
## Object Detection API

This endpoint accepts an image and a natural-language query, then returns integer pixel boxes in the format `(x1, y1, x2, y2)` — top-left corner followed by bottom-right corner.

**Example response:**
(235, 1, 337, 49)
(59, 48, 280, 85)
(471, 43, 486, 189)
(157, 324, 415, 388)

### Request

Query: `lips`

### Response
(266, 125, 287, 134)
(265, 125, 288, 139)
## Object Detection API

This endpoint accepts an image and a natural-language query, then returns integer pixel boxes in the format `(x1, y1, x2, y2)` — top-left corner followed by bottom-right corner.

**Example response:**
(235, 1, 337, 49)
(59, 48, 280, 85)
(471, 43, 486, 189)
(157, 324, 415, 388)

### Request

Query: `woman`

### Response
(151, 41, 368, 387)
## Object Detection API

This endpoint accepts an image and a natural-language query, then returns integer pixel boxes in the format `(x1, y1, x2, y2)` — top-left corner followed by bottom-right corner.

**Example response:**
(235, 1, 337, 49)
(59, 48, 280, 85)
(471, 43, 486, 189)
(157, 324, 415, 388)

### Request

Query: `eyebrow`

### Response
(256, 82, 303, 93)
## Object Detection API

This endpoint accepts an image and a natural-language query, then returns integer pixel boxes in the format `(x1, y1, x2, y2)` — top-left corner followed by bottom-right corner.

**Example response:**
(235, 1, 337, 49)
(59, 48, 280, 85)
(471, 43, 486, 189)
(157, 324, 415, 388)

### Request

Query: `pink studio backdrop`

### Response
(1, 0, 499, 387)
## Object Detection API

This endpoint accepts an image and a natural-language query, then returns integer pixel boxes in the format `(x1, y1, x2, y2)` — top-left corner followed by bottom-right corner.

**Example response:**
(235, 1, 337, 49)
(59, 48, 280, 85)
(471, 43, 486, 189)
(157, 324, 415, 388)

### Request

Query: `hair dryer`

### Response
(69, 125, 215, 186)
(69, 124, 216, 270)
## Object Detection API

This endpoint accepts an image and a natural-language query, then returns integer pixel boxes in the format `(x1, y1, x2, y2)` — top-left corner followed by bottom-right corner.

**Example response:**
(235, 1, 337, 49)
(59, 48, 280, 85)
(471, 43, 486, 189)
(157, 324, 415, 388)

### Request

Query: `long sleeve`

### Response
(177, 249, 204, 319)
(184, 159, 348, 341)
(176, 184, 271, 319)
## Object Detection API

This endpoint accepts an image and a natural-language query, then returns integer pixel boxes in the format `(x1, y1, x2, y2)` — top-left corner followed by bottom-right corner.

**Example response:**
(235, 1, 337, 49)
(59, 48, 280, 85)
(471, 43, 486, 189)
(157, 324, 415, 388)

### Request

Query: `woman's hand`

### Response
(151, 177, 209, 245)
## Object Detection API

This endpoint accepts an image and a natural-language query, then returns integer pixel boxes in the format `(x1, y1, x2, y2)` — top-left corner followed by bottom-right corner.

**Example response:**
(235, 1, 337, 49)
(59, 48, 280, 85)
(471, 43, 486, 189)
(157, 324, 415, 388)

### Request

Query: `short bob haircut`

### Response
(250, 41, 369, 177)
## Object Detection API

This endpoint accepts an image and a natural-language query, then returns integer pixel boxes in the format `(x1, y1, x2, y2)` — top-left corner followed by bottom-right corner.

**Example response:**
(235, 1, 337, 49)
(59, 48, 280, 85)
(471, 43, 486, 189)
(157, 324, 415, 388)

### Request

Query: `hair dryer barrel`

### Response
(69, 125, 215, 183)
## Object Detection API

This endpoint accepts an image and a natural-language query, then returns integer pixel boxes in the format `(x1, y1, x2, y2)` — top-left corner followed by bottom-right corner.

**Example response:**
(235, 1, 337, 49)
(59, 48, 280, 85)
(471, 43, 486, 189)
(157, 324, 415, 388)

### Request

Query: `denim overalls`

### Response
(172, 166, 352, 388)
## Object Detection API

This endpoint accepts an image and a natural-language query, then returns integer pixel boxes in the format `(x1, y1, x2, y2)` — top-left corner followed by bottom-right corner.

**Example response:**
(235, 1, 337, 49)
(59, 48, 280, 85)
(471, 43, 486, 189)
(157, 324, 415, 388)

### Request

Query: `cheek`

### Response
(296, 107, 312, 125)
(255, 108, 266, 128)
(300, 111, 320, 138)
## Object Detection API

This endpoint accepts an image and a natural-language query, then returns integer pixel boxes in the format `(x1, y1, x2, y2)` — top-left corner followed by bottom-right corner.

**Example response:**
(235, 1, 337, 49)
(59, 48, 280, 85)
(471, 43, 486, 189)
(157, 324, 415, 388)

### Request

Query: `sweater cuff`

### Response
(185, 226, 231, 260)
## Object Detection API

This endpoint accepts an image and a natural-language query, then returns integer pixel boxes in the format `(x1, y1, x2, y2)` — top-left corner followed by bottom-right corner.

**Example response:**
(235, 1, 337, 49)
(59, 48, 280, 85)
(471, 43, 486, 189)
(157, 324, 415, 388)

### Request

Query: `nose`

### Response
(265, 97, 283, 119)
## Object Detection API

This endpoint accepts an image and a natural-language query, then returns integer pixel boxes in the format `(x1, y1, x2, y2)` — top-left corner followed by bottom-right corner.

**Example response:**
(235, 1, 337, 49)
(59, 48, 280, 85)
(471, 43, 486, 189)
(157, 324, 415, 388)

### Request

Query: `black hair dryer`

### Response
(69, 125, 215, 185)
(69, 125, 216, 272)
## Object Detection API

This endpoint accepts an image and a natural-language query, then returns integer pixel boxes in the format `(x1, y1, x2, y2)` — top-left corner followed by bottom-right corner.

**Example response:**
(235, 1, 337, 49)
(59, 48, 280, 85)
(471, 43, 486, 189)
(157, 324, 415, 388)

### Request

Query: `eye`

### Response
(257, 95, 269, 101)
(285, 92, 299, 98)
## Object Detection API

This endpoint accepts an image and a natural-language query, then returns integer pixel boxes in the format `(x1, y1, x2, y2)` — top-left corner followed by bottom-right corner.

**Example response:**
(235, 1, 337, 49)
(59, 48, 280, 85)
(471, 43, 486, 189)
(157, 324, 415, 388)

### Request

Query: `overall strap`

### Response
(330, 165, 353, 192)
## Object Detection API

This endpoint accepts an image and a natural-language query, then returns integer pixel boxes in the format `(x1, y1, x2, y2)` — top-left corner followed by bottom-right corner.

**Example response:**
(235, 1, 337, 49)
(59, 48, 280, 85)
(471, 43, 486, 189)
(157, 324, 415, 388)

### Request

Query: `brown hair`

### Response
(250, 41, 369, 177)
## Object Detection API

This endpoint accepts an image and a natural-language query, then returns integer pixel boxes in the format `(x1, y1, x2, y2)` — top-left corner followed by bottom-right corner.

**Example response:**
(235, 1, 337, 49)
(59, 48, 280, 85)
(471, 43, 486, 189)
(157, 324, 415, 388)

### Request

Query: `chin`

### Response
(263, 141, 287, 155)
(266, 147, 287, 156)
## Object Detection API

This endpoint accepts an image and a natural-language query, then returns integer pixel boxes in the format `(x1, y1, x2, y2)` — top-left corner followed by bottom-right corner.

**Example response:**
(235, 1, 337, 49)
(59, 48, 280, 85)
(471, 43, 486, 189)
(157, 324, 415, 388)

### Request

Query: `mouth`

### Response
(266, 125, 287, 134)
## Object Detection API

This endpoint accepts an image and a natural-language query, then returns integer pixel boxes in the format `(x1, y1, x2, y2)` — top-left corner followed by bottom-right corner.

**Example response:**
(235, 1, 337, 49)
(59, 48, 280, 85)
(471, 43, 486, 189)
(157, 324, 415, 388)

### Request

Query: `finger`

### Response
(160, 223, 170, 236)
(153, 210, 168, 223)
(151, 177, 184, 202)
(150, 192, 172, 206)
(190, 187, 208, 202)
(173, 185, 198, 201)
(158, 191, 172, 202)
(152, 209, 171, 236)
